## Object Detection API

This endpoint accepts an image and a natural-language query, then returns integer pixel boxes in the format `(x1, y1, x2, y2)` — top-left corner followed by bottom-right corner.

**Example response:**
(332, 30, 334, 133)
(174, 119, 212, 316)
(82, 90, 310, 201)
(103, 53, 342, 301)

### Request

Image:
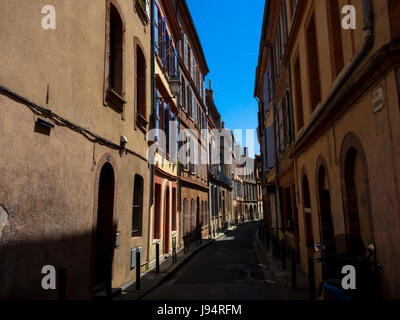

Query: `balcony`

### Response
(209, 165, 232, 188)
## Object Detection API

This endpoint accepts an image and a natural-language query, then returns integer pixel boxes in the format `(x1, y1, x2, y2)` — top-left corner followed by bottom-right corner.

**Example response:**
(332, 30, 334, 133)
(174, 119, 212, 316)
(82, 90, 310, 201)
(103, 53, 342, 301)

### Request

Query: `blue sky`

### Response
(186, 0, 264, 157)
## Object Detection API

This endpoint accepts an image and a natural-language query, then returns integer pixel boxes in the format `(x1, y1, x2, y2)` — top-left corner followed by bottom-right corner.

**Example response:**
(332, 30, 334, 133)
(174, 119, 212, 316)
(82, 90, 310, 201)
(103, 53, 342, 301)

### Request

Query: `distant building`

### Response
(207, 83, 233, 236)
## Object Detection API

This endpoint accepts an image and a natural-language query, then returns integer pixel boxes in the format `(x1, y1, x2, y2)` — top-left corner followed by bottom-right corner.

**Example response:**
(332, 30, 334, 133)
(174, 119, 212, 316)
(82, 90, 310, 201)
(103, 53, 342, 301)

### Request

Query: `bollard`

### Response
(308, 257, 316, 300)
(172, 240, 177, 265)
(156, 243, 160, 273)
(291, 249, 297, 289)
(136, 250, 141, 290)
(57, 267, 67, 301)
(282, 239, 286, 271)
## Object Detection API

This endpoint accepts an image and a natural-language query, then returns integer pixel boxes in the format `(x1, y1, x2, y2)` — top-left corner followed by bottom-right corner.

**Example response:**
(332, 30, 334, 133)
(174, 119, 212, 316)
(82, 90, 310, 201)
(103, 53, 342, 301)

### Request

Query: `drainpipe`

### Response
(294, 0, 375, 151)
(147, 0, 156, 270)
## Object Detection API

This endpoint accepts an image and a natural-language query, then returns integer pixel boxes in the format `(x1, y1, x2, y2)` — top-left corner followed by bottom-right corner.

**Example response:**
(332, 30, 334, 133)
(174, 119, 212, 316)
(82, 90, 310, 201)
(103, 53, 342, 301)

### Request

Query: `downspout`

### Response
(294, 0, 375, 151)
(147, 0, 155, 270)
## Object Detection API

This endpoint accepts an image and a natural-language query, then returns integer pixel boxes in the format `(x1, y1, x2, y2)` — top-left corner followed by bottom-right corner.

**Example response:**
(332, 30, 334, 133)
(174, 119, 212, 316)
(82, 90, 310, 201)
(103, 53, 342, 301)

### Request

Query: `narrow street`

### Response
(141, 222, 288, 300)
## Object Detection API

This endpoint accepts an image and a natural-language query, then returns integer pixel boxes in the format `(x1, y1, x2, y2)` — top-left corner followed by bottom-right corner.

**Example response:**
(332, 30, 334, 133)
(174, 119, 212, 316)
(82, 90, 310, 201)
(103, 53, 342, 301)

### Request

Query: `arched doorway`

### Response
(317, 160, 336, 254)
(342, 146, 373, 256)
(163, 186, 170, 254)
(94, 162, 116, 292)
(302, 174, 314, 249)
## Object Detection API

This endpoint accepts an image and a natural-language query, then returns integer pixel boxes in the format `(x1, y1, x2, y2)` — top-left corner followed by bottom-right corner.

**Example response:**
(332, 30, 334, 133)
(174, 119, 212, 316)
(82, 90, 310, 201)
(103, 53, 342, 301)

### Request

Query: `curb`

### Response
(133, 238, 217, 300)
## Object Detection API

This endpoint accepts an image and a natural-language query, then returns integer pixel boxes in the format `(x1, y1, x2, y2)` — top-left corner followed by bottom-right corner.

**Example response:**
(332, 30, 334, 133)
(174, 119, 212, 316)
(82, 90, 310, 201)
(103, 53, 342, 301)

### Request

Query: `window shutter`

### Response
(154, 3, 159, 54)
(161, 18, 167, 67)
(203, 79, 206, 103)
(192, 95, 195, 121)
(155, 91, 160, 144)
(182, 78, 186, 110)
(105, 3, 111, 88)
(187, 86, 191, 116)
(184, 34, 188, 69)
(168, 36, 173, 77)
(190, 49, 194, 79)
(174, 49, 178, 77)
(166, 103, 170, 153)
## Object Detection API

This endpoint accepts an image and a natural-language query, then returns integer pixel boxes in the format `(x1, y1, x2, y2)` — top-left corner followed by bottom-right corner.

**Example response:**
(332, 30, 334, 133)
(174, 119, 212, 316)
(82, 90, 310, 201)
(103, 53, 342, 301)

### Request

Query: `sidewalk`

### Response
(116, 235, 225, 300)
(253, 233, 309, 300)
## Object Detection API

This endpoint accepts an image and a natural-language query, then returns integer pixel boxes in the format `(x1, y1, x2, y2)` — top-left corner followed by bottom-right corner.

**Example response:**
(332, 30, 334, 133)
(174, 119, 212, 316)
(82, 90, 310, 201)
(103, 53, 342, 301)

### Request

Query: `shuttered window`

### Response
(136, 46, 146, 119)
(161, 18, 167, 67)
(184, 34, 188, 70)
(155, 91, 160, 144)
(105, 3, 123, 96)
(154, 3, 159, 54)
(183, 199, 189, 234)
(132, 175, 144, 237)
(182, 78, 186, 111)
(191, 200, 195, 230)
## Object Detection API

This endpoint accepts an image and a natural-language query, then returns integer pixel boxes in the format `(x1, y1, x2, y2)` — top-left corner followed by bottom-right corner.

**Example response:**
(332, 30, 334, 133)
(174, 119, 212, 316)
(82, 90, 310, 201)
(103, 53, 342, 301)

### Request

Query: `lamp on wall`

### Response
(168, 75, 181, 98)
(156, 75, 181, 102)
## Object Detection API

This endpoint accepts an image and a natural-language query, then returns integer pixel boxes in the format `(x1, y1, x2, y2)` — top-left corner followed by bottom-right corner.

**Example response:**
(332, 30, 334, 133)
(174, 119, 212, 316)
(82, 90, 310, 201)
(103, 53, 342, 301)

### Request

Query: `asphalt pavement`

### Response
(141, 221, 291, 300)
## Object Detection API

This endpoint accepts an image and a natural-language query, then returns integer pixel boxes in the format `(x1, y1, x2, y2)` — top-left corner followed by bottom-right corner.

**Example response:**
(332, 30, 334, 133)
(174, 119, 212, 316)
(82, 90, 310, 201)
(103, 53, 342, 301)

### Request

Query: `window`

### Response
(181, 78, 186, 111)
(105, 3, 125, 110)
(277, 101, 285, 152)
(136, 45, 147, 129)
(161, 18, 167, 67)
(327, 0, 344, 79)
(132, 175, 144, 237)
(154, 3, 159, 54)
(290, 0, 297, 20)
(154, 184, 162, 239)
(137, 0, 150, 19)
(191, 199, 195, 231)
(172, 188, 177, 231)
(163, 102, 170, 154)
(187, 87, 192, 117)
(168, 37, 178, 79)
(293, 55, 304, 130)
(183, 34, 188, 69)
(183, 199, 189, 234)
(306, 14, 321, 112)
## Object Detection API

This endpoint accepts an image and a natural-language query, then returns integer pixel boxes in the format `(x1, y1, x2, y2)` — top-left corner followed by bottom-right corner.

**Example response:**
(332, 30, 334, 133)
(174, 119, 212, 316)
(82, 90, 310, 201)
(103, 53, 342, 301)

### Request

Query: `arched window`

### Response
(132, 175, 144, 237)
(136, 44, 147, 129)
(105, 3, 125, 111)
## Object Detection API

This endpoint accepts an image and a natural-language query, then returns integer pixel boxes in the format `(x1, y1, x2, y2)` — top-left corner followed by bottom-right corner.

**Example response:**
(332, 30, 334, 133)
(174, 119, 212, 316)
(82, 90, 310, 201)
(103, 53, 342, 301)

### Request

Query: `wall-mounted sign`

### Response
(371, 85, 385, 113)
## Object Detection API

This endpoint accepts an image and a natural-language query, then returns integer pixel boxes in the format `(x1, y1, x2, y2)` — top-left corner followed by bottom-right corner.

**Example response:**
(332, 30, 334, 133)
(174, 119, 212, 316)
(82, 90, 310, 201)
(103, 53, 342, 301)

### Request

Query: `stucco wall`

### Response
(0, 0, 152, 299)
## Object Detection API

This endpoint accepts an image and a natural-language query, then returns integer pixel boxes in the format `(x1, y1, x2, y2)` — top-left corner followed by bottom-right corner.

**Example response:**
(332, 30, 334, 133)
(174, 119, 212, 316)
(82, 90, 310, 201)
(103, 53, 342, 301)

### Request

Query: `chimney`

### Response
(244, 147, 248, 157)
(208, 79, 213, 99)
